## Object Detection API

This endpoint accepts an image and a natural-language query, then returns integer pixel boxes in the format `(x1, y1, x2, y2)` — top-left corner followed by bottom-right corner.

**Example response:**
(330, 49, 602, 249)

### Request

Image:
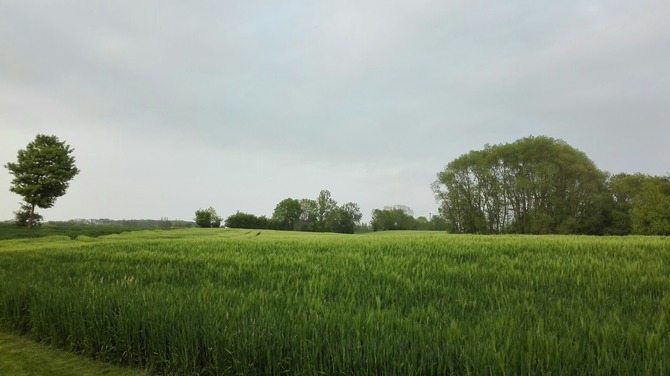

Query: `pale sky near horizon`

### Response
(1, 1, 669, 223)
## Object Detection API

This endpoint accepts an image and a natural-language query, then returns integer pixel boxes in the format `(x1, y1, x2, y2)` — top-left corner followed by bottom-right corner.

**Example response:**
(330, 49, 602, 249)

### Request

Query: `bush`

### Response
(224, 212, 270, 229)
(14, 204, 43, 228)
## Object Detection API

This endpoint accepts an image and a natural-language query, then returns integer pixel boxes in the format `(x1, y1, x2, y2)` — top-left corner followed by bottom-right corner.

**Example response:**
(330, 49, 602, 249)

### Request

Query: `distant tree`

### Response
(225, 212, 270, 229)
(326, 207, 356, 234)
(370, 209, 394, 231)
(321, 202, 363, 234)
(316, 190, 338, 232)
(606, 173, 641, 234)
(605, 173, 670, 235)
(272, 192, 365, 234)
(271, 198, 303, 231)
(298, 199, 318, 231)
(158, 217, 172, 228)
(384, 205, 414, 217)
(631, 177, 670, 235)
(415, 216, 431, 230)
(171, 220, 192, 228)
(123, 219, 139, 227)
(429, 215, 448, 231)
(14, 203, 43, 227)
(341, 202, 363, 225)
(194, 207, 222, 228)
(4, 134, 80, 228)
(371, 207, 417, 231)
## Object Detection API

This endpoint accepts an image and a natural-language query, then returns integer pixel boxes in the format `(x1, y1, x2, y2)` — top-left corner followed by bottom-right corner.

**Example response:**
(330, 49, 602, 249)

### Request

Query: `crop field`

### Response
(0, 229, 669, 375)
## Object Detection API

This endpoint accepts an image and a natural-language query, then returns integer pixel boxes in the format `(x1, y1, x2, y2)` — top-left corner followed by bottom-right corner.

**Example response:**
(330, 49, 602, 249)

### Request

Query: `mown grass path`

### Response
(0, 332, 146, 376)
(1, 229, 669, 375)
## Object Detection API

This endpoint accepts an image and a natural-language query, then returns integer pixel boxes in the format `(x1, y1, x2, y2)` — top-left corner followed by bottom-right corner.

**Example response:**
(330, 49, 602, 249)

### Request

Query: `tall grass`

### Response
(0, 229, 668, 374)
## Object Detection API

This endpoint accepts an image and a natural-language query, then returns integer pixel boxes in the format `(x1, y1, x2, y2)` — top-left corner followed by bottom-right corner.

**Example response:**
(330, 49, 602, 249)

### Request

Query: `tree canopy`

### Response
(275, 191, 363, 234)
(4, 134, 80, 228)
(271, 198, 302, 231)
(194, 207, 222, 228)
(608, 173, 670, 235)
(225, 212, 270, 229)
(432, 136, 609, 234)
(371, 207, 417, 231)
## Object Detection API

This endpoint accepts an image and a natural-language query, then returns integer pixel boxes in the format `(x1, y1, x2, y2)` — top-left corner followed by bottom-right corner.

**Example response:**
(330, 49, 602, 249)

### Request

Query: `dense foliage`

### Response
(4, 134, 80, 228)
(270, 198, 302, 231)
(608, 173, 670, 235)
(0, 230, 668, 375)
(370, 206, 448, 232)
(433, 136, 669, 235)
(13, 204, 43, 228)
(194, 207, 222, 228)
(370, 206, 417, 231)
(224, 212, 270, 229)
(271, 190, 363, 234)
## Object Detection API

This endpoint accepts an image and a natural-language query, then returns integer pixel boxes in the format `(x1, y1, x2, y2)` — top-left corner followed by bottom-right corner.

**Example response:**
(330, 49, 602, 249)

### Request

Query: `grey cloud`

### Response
(1, 1, 669, 221)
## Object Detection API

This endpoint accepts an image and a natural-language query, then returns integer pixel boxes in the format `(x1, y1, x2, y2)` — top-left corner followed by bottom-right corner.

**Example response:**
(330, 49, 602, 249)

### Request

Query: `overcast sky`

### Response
(1, 1, 669, 223)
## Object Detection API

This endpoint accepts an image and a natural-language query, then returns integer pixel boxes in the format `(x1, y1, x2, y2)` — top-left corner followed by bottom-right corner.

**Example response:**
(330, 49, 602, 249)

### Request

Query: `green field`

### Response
(1, 229, 668, 375)
(0, 222, 165, 241)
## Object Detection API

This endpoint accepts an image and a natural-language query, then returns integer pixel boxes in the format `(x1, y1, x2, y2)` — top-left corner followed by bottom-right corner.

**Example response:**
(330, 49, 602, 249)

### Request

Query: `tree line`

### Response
(195, 190, 365, 234)
(196, 195, 451, 233)
(432, 136, 670, 235)
(6, 134, 668, 235)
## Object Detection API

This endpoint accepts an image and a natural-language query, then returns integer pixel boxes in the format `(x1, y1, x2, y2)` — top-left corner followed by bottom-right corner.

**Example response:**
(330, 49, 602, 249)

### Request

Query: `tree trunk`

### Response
(28, 204, 35, 229)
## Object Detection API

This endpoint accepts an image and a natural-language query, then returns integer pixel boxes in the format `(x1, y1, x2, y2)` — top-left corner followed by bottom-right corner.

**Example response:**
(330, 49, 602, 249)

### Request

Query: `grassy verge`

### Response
(0, 332, 147, 376)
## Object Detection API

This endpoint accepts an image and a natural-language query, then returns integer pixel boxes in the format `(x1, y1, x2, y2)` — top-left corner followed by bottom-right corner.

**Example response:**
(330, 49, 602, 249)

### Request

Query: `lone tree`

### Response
(5, 134, 80, 228)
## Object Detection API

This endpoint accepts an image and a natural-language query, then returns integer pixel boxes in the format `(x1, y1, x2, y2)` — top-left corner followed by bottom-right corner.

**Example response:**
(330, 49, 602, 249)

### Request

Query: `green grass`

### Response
(0, 332, 147, 376)
(1, 229, 669, 375)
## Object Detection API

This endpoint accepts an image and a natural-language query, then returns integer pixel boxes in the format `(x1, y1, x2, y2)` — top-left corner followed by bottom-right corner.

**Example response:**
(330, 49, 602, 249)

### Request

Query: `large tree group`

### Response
(432, 136, 670, 235)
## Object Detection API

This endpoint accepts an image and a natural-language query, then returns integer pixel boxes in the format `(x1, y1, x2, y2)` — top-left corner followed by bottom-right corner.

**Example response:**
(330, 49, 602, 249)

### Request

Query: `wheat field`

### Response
(1, 229, 668, 375)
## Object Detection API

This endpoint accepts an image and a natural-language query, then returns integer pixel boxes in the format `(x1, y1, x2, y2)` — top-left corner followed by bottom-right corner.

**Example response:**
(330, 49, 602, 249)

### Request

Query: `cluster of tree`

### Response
(432, 136, 670, 235)
(270, 190, 363, 234)
(218, 200, 450, 233)
(272, 190, 363, 234)
(607, 173, 670, 235)
(266, 191, 362, 233)
(370, 205, 447, 231)
(198, 190, 364, 234)
(371, 205, 416, 231)
(224, 212, 271, 229)
(194, 207, 222, 228)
